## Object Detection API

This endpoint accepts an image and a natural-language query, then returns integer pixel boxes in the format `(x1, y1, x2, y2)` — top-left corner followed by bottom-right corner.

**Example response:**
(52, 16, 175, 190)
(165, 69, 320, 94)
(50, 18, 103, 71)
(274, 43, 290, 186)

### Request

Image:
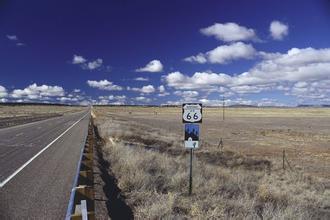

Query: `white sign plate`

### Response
(182, 103, 202, 123)
(185, 140, 199, 149)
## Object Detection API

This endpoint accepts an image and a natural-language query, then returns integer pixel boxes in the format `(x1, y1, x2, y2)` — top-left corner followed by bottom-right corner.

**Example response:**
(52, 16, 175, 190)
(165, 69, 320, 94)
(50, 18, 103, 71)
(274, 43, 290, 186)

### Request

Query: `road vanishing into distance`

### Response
(0, 109, 90, 219)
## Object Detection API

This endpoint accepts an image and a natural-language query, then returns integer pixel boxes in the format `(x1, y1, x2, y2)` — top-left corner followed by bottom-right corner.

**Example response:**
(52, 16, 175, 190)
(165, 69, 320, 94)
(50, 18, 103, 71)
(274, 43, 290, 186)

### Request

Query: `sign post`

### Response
(182, 103, 202, 195)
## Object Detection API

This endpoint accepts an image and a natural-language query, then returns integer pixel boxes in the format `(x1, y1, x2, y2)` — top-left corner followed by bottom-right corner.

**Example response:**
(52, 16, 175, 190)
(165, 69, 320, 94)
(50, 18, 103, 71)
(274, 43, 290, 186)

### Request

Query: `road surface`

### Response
(0, 109, 90, 219)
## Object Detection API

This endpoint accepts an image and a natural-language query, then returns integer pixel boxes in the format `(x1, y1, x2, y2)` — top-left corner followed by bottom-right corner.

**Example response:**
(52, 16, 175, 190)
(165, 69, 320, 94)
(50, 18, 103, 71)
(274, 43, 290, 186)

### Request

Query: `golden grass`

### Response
(0, 105, 84, 118)
(93, 107, 330, 219)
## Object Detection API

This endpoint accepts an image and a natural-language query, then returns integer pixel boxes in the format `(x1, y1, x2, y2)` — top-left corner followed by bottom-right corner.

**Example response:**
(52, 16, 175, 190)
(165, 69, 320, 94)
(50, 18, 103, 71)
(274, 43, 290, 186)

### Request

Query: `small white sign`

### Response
(185, 140, 199, 149)
(182, 103, 202, 123)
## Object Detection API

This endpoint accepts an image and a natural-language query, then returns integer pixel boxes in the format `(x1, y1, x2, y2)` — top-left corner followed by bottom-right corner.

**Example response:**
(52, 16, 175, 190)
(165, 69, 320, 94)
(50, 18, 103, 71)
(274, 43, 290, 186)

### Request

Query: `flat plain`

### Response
(0, 104, 84, 128)
(96, 106, 330, 178)
(93, 106, 330, 219)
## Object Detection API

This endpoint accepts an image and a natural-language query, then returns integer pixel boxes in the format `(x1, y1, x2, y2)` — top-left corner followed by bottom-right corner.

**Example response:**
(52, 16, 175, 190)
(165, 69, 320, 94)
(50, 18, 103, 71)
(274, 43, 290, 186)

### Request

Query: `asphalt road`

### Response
(0, 109, 90, 219)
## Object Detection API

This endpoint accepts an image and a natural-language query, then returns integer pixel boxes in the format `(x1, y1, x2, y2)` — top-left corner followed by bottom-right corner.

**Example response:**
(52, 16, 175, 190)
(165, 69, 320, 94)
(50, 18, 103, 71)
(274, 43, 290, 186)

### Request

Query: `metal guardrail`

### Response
(65, 113, 95, 220)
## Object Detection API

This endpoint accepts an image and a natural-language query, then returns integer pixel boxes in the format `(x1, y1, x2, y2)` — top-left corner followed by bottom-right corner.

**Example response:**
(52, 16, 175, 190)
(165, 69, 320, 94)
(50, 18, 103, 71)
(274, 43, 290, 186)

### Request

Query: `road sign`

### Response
(182, 103, 202, 123)
(184, 124, 199, 149)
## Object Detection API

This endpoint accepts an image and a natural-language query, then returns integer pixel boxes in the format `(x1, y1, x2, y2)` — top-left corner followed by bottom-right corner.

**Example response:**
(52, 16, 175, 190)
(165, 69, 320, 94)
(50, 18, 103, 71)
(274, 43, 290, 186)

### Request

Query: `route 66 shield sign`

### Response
(182, 103, 202, 123)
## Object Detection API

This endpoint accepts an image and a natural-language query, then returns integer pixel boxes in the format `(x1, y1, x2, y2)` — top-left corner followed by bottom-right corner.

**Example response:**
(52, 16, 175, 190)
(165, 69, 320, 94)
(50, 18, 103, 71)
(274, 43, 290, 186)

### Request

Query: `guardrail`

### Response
(65, 115, 96, 220)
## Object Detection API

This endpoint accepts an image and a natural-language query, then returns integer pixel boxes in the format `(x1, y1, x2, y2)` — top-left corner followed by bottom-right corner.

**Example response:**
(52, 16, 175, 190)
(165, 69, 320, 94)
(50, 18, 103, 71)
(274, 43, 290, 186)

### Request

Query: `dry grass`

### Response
(0, 104, 84, 118)
(95, 106, 330, 179)
(94, 108, 330, 219)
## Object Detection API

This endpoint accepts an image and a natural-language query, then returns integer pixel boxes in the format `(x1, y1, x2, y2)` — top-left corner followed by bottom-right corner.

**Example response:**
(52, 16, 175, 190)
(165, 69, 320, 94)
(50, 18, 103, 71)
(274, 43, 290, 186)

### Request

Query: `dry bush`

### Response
(95, 115, 330, 219)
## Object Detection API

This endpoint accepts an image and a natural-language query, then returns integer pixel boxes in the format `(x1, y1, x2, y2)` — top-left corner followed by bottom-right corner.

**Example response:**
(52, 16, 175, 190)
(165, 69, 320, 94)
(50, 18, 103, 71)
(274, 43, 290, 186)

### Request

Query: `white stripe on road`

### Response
(0, 111, 90, 188)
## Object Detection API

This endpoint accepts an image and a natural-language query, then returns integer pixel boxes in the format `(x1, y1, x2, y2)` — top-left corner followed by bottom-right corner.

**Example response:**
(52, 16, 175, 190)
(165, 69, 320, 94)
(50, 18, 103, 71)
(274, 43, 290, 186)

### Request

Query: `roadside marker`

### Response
(0, 111, 90, 188)
(182, 103, 202, 195)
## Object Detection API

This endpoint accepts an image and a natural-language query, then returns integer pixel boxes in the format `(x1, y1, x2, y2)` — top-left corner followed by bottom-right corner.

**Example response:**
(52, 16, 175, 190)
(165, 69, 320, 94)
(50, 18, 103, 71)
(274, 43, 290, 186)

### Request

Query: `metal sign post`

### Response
(182, 103, 202, 196)
(189, 148, 193, 195)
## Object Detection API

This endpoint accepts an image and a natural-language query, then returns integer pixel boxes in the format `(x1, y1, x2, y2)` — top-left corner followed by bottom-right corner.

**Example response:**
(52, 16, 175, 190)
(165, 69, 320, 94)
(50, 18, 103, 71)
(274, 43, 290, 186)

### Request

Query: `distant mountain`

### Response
(297, 104, 330, 108)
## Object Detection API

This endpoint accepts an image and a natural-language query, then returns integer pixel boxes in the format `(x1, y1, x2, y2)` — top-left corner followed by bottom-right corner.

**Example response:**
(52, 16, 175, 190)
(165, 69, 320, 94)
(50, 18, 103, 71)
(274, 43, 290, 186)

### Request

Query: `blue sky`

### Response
(1, 0, 330, 106)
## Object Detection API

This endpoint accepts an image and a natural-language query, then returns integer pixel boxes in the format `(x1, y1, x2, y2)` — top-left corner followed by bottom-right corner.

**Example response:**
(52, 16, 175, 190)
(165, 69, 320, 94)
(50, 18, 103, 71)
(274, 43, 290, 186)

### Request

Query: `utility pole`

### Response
(222, 96, 225, 121)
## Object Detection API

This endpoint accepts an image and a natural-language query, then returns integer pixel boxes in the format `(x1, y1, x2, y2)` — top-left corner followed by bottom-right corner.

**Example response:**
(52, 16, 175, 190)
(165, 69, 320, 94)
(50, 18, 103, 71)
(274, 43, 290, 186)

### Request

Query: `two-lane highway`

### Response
(0, 109, 90, 219)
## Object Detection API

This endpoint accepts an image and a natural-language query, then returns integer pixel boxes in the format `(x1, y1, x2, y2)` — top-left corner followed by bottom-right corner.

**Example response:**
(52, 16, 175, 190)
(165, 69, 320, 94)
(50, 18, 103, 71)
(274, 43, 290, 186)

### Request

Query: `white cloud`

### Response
(165, 71, 231, 89)
(72, 55, 87, 64)
(184, 53, 207, 64)
(270, 20, 289, 40)
(167, 47, 330, 101)
(200, 22, 257, 42)
(157, 85, 170, 97)
(97, 95, 126, 105)
(11, 83, 65, 100)
(174, 90, 199, 102)
(16, 43, 25, 47)
(131, 85, 155, 94)
(57, 97, 79, 103)
(184, 42, 256, 64)
(73, 89, 81, 93)
(134, 77, 149, 81)
(135, 96, 152, 103)
(87, 80, 123, 91)
(71, 55, 103, 70)
(85, 58, 103, 70)
(174, 90, 199, 98)
(7, 35, 18, 41)
(141, 85, 156, 93)
(136, 60, 163, 72)
(0, 85, 8, 98)
(158, 85, 165, 93)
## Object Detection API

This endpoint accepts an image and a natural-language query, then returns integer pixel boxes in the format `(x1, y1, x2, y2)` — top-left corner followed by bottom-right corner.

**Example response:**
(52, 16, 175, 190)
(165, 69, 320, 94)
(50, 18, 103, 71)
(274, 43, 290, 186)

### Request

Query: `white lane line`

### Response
(0, 111, 90, 188)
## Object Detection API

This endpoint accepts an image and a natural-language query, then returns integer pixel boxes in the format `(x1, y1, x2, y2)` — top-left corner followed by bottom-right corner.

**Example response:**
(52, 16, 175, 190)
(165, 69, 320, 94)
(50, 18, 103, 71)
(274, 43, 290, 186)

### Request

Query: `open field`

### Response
(0, 105, 85, 128)
(93, 106, 330, 219)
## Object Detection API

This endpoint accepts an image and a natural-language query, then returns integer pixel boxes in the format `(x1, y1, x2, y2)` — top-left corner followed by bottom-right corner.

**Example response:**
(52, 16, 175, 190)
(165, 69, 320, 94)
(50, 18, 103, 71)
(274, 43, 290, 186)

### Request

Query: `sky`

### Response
(1, 0, 330, 106)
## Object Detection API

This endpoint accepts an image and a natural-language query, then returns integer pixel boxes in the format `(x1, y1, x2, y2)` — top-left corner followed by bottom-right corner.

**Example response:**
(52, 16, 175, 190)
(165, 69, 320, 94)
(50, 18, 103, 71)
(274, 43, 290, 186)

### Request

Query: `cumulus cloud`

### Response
(158, 85, 165, 93)
(11, 83, 65, 100)
(270, 20, 289, 40)
(134, 77, 149, 81)
(6, 35, 18, 41)
(57, 97, 79, 103)
(87, 80, 123, 91)
(165, 71, 231, 90)
(200, 22, 257, 42)
(157, 85, 170, 97)
(136, 60, 163, 72)
(6, 35, 25, 47)
(84, 58, 103, 70)
(16, 43, 25, 47)
(174, 90, 199, 98)
(135, 96, 152, 103)
(72, 55, 87, 64)
(0, 85, 8, 98)
(130, 85, 156, 94)
(184, 42, 256, 64)
(174, 90, 199, 102)
(97, 95, 126, 105)
(167, 47, 330, 102)
(71, 55, 103, 70)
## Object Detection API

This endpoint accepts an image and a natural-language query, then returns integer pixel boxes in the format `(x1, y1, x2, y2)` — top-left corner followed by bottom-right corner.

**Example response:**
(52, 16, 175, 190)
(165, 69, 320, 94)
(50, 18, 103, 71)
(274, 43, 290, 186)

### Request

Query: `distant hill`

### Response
(297, 104, 330, 108)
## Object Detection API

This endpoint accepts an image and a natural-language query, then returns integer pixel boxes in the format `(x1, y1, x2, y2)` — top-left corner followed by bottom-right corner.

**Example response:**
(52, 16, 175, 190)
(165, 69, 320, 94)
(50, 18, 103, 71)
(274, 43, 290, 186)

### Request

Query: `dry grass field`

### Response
(0, 104, 84, 118)
(0, 104, 85, 128)
(93, 106, 330, 219)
